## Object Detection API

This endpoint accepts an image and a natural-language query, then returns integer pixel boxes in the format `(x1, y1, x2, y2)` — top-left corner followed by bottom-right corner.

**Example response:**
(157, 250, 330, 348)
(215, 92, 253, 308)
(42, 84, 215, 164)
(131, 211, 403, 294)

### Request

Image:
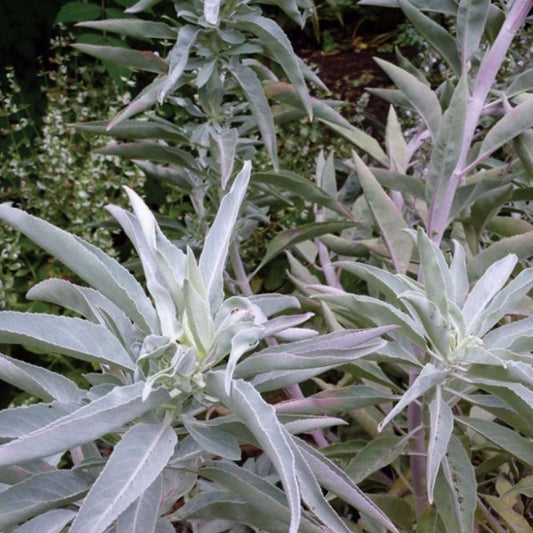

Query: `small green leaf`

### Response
(456, 0, 490, 65)
(385, 106, 408, 172)
(76, 19, 176, 39)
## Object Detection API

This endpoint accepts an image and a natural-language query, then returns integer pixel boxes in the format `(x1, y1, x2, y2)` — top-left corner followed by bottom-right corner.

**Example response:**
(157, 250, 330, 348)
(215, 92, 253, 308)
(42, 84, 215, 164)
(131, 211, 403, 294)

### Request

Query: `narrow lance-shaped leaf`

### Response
(12, 509, 76, 533)
(353, 152, 413, 273)
(385, 105, 408, 172)
(374, 57, 442, 139)
(378, 364, 449, 432)
(199, 162, 251, 311)
(76, 19, 176, 40)
(210, 128, 238, 189)
(204, 0, 222, 26)
(236, 14, 312, 118)
(231, 63, 278, 169)
(427, 389, 454, 503)
(456, 0, 491, 66)
(206, 372, 301, 533)
(0, 352, 84, 403)
(72, 44, 168, 74)
(0, 312, 134, 370)
(399, 0, 461, 75)
(159, 25, 198, 103)
(0, 383, 170, 468)
(0, 471, 91, 530)
(117, 476, 162, 533)
(71, 421, 177, 533)
(0, 204, 157, 332)
(433, 435, 476, 533)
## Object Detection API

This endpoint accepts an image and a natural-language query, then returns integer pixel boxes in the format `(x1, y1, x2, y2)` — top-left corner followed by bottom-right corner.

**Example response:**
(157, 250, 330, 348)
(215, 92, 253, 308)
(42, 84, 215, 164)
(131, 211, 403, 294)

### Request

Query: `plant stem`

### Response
(408, 369, 428, 517)
(428, 0, 532, 244)
(477, 496, 508, 533)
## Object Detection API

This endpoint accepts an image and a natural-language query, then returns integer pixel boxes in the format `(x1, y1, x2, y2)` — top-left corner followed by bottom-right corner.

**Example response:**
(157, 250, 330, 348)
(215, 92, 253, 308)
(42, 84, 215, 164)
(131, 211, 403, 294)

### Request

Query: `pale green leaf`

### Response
(13, 509, 76, 533)
(456, 0, 490, 65)
(353, 153, 413, 273)
(76, 19, 176, 39)
(385, 105, 408, 172)
(126, 0, 164, 13)
(117, 477, 162, 533)
(374, 58, 442, 139)
(210, 128, 238, 189)
(204, 0, 222, 25)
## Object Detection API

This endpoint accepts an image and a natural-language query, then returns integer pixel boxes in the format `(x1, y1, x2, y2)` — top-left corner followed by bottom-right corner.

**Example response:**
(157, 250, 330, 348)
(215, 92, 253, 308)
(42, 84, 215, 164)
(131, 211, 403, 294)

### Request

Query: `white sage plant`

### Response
(0, 162, 398, 533)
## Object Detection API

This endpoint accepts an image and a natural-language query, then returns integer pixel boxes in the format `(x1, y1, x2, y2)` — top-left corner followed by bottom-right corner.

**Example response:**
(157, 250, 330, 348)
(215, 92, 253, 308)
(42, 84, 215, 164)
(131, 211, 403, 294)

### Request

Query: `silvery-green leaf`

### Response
(374, 58, 441, 139)
(248, 294, 300, 318)
(12, 509, 76, 533)
(204, 0, 221, 25)
(353, 153, 413, 273)
(483, 316, 533, 352)
(456, 0, 490, 65)
(399, 0, 461, 74)
(76, 19, 176, 40)
(0, 312, 134, 371)
(173, 490, 293, 532)
(450, 240, 469, 307)
(27, 279, 136, 349)
(183, 279, 214, 359)
(273, 327, 318, 342)
(0, 383, 169, 468)
(417, 228, 453, 317)
(261, 313, 312, 338)
(206, 372, 301, 533)
(427, 390, 454, 503)
(283, 416, 347, 435)
(399, 291, 450, 357)
(378, 364, 449, 432)
(476, 97, 533, 164)
(474, 268, 533, 337)
(0, 353, 84, 403)
(433, 436, 476, 533)
(0, 402, 77, 439)
(462, 254, 517, 333)
(425, 74, 468, 211)
(71, 421, 176, 533)
(182, 415, 241, 461)
(0, 204, 157, 332)
(210, 128, 238, 189)
(456, 417, 533, 467)
(126, 0, 164, 13)
(316, 294, 425, 346)
(385, 105, 408, 172)
(346, 435, 409, 484)
(200, 162, 251, 312)
(199, 461, 322, 533)
(0, 470, 91, 530)
(236, 15, 311, 118)
(117, 476, 162, 533)
(359, 0, 456, 13)
(296, 438, 400, 533)
(335, 262, 414, 302)
(231, 63, 278, 168)
(159, 25, 198, 103)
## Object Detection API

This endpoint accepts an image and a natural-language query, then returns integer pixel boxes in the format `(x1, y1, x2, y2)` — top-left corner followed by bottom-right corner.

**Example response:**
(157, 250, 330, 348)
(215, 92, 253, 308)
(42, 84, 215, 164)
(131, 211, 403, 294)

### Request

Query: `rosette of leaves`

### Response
(314, 228, 533, 531)
(0, 163, 398, 533)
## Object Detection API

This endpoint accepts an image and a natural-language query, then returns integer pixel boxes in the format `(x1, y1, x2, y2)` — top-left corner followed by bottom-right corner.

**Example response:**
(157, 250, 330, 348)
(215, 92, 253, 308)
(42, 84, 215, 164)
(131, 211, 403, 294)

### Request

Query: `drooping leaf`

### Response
(126, 0, 164, 14)
(0, 471, 91, 530)
(359, 0, 457, 13)
(0, 383, 170, 468)
(0, 353, 84, 403)
(71, 421, 177, 533)
(353, 153, 413, 273)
